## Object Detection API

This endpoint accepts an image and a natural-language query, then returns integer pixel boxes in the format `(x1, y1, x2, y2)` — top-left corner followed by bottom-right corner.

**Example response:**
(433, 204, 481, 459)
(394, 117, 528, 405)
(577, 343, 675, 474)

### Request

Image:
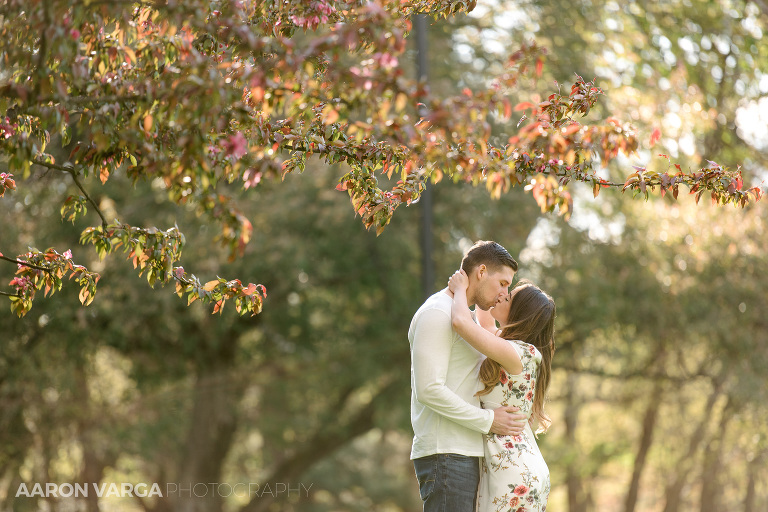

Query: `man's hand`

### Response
(489, 406, 527, 436)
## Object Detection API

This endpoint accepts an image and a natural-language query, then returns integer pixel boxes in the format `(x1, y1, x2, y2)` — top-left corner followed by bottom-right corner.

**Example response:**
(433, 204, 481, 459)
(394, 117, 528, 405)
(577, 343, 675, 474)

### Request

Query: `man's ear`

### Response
(475, 264, 487, 280)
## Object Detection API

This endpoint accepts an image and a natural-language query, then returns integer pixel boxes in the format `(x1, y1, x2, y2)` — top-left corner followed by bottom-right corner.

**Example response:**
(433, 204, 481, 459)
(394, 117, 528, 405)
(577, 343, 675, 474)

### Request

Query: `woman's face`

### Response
(490, 283, 530, 325)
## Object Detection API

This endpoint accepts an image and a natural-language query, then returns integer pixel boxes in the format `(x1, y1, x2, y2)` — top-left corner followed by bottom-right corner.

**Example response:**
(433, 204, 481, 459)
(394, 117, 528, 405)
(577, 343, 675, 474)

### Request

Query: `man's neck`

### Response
(465, 286, 478, 309)
(442, 287, 476, 308)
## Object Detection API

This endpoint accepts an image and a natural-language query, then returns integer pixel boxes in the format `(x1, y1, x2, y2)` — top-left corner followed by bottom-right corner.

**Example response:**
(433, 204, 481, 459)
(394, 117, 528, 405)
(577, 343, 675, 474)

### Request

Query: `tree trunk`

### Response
(623, 381, 664, 512)
(156, 320, 251, 512)
(661, 377, 724, 512)
(172, 365, 244, 512)
(74, 356, 119, 512)
(698, 398, 734, 512)
(564, 372, 587, 512)
(743, 450, 764, 512)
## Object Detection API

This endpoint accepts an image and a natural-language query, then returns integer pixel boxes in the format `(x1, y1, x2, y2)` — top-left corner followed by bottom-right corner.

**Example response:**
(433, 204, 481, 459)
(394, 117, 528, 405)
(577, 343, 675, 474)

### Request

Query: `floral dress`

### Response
(477, 340, 549, 512)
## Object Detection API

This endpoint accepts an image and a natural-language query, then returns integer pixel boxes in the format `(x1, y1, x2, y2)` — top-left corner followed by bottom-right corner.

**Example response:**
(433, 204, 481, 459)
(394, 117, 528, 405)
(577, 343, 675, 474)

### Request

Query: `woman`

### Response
(448, 270, 555, 512)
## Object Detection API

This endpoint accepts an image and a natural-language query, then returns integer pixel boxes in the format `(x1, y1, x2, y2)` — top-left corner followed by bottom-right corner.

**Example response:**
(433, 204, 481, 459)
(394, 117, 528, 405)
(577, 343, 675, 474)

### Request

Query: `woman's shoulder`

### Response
(507, 339, 542, 361)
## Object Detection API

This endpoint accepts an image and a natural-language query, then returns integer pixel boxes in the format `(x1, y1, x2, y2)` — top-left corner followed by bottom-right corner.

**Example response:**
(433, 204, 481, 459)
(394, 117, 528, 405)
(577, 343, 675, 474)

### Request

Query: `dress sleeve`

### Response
(509, 340, 541, 374)
(412, 308, 495, 433)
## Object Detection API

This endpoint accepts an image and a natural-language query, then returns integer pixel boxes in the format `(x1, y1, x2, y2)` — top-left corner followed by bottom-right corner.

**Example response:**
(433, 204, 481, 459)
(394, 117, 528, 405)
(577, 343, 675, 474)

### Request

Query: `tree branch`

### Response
(31, 159, 109, 229)
(68, 170, 109, 230)
(0, 290, 21, 297)
(539, 168, 623, 188)
(34, 93, 144, 106)
(68, 0, 161, 9)
(557, 363, 711, 384)
(238, 378, 397, 512)
(33, 86, 351, 112)
(0, 254, 51, 272)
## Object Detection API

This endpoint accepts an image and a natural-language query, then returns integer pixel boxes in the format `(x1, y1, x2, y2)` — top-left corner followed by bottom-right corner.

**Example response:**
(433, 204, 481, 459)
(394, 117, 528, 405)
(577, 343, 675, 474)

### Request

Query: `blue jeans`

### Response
(413, 454, 479, 512)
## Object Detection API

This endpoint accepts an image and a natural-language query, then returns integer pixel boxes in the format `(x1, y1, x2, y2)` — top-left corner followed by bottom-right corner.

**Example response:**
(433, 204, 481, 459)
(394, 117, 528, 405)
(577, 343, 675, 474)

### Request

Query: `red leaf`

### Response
(650, 128, 661, 147)
(514, 101, 534, 112)
(561, 124, 580, 136)
(323, 107, 339, 125)
(535, 58, 543, 77)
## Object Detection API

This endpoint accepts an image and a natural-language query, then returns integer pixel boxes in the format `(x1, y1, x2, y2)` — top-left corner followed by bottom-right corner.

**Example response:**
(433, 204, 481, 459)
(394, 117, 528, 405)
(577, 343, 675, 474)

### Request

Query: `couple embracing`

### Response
(409, 240, 556, 512)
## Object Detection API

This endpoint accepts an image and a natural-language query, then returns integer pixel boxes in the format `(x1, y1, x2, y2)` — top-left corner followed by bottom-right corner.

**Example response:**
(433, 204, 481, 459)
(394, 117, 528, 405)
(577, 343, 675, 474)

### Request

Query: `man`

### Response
(410, 240, 527, 512)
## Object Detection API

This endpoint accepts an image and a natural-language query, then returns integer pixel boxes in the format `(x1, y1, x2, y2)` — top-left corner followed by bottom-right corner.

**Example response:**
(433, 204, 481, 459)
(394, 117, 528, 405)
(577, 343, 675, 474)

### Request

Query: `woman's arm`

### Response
(449, 270, 523, 375)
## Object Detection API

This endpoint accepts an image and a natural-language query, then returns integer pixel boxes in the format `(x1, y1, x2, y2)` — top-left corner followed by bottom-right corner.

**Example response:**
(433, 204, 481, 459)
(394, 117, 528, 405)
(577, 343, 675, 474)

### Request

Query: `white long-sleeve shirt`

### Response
(409, 291, 494, 459)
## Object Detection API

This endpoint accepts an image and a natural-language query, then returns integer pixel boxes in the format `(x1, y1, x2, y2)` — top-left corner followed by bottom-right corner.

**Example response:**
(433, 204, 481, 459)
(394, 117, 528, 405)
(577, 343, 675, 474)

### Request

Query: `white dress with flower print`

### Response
(477, 340, 549, 512)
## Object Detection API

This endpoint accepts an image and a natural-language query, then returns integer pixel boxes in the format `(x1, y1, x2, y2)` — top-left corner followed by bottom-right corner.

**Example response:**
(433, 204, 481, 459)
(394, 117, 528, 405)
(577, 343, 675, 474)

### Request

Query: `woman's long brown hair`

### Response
(476, 280, 556, 433)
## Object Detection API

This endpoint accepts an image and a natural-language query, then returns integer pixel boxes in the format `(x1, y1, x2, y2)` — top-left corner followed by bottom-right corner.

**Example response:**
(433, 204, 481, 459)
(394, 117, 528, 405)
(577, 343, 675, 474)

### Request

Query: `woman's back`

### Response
(477, 340, 550, 512)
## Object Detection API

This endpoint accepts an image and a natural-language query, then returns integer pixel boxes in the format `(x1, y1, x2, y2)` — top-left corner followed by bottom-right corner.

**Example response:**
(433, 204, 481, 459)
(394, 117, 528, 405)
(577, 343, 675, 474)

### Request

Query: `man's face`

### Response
(490, 283, 530, 324)
(473, 266, 515, 311)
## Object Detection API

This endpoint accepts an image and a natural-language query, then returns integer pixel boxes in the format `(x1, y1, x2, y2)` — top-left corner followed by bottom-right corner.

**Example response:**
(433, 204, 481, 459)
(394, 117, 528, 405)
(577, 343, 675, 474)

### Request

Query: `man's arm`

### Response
(412, 307, 525, 434)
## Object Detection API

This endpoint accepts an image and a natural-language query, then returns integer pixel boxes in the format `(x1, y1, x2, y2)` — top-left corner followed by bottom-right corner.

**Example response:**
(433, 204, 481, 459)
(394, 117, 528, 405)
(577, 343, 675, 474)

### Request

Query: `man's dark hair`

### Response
(460, 240, 518, 274)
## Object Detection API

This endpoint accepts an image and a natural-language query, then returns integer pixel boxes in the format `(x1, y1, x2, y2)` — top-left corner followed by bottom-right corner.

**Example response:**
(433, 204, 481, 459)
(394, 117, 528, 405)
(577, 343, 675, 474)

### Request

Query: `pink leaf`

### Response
(222, 132, 248, 159)
(650, 128, 661, 147)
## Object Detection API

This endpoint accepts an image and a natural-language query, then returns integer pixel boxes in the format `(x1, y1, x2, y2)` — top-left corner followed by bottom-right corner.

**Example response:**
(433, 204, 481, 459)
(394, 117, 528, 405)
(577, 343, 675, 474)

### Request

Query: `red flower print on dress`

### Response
(509, 497, 519, 506)
(525, 373, 531, 381)
(526, 391, 534, 400)
(512, 435, 522, 442)
(500, 370, 508, 385)
(513, 484, 528, 495)
(529, 346, 535, 355)
(505, 441, 515, 449)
